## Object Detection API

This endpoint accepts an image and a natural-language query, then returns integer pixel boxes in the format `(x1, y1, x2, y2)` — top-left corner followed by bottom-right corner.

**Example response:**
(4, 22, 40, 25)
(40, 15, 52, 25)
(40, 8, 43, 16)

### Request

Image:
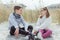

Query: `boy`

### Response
(8, 6, 33, 37)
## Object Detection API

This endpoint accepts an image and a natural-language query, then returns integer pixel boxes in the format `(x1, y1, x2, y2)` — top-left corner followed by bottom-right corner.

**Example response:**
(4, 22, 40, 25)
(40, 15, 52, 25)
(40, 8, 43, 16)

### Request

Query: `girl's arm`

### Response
(36, 18, 41, 26)
(35, 18, 41, 31)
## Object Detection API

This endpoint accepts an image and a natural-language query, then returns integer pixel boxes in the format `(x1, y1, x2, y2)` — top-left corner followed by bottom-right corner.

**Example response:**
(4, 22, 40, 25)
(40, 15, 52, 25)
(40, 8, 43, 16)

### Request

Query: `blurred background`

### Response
(0, 0, 60, 24)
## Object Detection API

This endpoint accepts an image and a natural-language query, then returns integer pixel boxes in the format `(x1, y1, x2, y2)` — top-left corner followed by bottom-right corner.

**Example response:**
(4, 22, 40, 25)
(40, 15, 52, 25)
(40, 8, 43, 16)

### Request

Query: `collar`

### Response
(13, 12, 21, 19)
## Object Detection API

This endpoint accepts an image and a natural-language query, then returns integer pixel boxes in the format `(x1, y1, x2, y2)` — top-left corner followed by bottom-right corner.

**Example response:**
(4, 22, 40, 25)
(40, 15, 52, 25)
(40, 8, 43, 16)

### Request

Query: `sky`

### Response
(0, 0, 60, 10)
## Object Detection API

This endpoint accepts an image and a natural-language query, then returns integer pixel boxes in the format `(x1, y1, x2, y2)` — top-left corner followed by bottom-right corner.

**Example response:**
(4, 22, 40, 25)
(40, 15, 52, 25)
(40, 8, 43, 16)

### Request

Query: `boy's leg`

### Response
(10, 26, 33, 36)
(19, 27, 25, 31)
(27, 25, 33, 32)
(19, 25, 33, 36)
(10, 26, 16, 35)
(19, 25, 33, 35)
(10, 26, 29, 36)
(19, 28, 31, 35)
(10, 26, 28, 36)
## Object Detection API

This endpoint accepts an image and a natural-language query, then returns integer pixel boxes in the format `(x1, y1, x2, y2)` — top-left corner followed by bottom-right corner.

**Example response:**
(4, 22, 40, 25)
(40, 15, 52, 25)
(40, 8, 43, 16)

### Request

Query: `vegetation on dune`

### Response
(0, 4, 60, 24)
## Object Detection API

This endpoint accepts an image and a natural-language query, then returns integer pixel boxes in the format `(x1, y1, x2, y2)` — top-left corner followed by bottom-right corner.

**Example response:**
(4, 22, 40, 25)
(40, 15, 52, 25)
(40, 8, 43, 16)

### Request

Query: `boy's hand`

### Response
(14, 28, 19, 37)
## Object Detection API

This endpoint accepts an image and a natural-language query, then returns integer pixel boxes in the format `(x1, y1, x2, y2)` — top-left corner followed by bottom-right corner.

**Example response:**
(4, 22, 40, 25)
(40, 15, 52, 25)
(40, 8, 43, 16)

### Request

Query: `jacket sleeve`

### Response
(36, 18, 41, 26)
(9, 15, 19, 28)
(35, 18, 41, 31)
(21, 16, 28, 31)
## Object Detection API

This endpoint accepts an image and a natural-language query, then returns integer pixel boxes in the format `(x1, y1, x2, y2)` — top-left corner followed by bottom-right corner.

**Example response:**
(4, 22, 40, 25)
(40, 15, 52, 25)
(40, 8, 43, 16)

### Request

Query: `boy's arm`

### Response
(21, 16, 28, 31)
(9, 15, 19, 28)
(9, 15, 19, 37)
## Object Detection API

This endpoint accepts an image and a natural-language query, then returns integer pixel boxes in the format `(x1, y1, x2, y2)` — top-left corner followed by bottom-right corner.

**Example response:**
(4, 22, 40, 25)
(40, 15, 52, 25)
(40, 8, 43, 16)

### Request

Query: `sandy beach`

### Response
(0, 22, 60, 40)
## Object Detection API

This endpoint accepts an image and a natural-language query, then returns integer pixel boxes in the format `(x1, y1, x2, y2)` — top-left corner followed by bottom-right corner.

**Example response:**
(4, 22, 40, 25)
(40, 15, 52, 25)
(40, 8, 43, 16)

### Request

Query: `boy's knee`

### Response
(27, 25, 33, 32)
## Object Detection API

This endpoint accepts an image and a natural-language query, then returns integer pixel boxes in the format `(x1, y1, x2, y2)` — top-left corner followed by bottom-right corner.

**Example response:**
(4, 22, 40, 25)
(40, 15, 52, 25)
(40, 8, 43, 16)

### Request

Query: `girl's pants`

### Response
(39, 29, 52, 38)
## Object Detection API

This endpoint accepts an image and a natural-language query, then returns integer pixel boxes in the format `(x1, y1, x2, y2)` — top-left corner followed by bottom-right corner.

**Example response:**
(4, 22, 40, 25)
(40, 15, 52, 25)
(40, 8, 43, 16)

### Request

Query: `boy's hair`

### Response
(14, 6, 22, 11)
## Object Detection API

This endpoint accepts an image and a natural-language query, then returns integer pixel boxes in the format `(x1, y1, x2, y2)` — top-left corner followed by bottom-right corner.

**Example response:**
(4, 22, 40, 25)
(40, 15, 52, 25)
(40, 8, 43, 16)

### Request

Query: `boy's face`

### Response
(16, 8, 23, 15)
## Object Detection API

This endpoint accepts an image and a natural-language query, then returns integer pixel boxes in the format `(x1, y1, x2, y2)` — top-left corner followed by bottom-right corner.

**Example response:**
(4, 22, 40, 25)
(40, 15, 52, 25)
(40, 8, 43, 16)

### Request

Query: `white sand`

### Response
(0, 22, 60, 40)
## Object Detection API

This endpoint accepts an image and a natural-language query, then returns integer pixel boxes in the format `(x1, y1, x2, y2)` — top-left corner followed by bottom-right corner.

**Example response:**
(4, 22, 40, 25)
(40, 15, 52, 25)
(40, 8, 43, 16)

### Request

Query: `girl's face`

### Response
(41, 9, 47, 16)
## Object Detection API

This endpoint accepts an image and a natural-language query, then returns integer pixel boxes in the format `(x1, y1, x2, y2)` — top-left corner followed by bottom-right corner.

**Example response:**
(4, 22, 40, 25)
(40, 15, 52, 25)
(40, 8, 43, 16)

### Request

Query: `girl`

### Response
(34, 7, 52, 39)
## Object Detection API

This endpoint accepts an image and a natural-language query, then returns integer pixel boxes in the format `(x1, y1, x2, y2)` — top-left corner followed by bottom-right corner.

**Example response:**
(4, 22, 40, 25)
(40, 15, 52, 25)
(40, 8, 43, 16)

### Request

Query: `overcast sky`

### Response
(0, 0, 60, 10)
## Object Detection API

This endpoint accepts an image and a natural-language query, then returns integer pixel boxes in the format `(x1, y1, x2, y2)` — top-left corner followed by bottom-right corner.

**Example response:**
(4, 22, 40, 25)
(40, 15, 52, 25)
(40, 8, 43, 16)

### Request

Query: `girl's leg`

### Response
(42, 30, 52, 38)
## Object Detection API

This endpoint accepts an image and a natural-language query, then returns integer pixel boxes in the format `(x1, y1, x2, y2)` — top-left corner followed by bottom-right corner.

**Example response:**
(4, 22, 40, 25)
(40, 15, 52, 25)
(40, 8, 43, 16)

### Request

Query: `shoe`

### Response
(35, 38, 41, 40)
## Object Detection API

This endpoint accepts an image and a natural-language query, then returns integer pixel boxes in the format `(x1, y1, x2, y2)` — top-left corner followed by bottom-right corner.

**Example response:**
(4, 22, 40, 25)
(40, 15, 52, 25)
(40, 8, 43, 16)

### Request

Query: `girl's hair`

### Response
(40, 7, 50, 18)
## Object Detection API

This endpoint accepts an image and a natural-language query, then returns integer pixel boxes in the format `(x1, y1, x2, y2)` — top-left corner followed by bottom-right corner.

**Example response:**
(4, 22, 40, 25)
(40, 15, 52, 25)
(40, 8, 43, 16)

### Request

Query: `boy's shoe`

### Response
(35, 38, 41, 40)
(28, 34, 35, 40)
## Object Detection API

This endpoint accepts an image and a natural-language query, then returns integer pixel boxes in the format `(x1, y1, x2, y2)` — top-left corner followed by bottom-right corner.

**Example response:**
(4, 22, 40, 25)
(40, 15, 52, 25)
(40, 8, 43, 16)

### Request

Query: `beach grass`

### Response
(0, 4, 60, 24)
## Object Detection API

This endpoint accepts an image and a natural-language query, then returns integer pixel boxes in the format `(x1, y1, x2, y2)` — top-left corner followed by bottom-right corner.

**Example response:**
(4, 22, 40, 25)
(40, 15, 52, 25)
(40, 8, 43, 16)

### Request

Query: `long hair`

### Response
(40, 7, 50, 18)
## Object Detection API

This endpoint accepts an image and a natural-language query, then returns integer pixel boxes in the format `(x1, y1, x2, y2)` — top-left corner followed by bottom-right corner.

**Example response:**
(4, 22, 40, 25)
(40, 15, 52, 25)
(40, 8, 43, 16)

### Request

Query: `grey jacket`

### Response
(8, 13, 28, 30)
